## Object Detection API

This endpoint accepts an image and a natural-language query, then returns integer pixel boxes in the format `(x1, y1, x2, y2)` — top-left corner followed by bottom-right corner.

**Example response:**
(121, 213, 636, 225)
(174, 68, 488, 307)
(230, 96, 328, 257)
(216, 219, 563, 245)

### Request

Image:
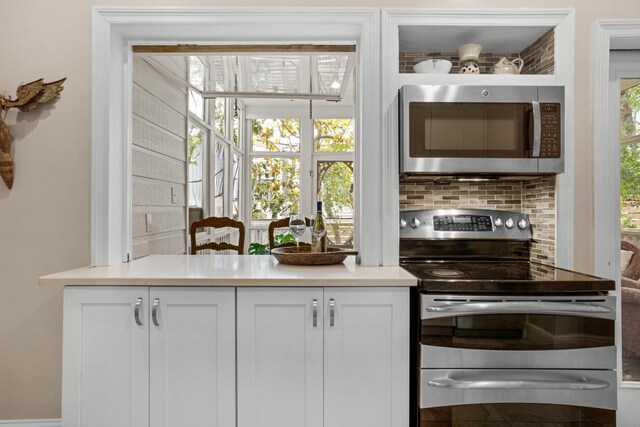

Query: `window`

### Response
(619, 81, 640, 382)
(247, 116, 354, 248)
(188, 57, 206, 120)
(186, 57, 245, 244)
(214, 140, 225, 217)
(251, 118, 301, 223)
(188, 123, 205, 225)
(620, 83, 640, 231)
(232, 153, 241, 220)
(314, 119, 354, 246)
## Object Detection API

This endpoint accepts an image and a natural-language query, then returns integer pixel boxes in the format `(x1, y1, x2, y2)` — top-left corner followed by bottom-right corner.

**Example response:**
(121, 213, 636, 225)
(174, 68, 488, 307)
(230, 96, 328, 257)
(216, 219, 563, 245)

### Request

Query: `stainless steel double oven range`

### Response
(400, 209, 616, 426)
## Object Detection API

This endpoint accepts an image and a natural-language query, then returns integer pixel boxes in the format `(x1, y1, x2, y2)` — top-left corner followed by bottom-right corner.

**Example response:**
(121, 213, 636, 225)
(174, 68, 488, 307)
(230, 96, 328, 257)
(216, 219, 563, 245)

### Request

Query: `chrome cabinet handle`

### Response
(134, 297, 143, 326)
(426, 301, 612, 316)
(329, 298, 335, 327)
(531, 101, 541, 157)
(152, 298, 160, 327)
(312, 299, 318, 327)
(428, 377, 610, 391)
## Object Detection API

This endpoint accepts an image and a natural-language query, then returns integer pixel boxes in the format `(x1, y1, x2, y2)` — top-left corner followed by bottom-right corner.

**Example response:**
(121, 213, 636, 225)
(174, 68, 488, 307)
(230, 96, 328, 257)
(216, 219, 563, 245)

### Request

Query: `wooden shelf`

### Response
(397, 73, 557, 87)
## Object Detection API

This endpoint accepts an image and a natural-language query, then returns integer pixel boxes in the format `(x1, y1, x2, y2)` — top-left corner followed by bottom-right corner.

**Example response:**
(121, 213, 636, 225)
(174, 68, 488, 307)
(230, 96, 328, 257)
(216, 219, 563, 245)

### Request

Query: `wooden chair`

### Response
(268, 217, 312, 251)
(190, 216, 245, 254)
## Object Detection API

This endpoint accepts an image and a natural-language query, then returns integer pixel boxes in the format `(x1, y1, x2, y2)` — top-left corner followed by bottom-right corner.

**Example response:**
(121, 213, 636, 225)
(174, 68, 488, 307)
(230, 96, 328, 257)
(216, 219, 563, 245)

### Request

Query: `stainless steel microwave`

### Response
(399, 85, 564, 175)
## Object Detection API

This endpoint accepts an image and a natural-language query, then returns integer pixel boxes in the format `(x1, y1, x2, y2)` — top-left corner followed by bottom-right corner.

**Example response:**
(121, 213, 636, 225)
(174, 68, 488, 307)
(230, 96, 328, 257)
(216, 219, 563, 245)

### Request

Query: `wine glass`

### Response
(288, 214, 306, 252)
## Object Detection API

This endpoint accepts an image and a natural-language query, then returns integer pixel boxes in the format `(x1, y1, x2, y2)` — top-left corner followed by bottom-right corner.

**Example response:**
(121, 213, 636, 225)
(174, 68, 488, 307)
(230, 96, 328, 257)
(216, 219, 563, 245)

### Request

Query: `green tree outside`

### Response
(620, 84, 640, 228)
(251, 118, 355, 246)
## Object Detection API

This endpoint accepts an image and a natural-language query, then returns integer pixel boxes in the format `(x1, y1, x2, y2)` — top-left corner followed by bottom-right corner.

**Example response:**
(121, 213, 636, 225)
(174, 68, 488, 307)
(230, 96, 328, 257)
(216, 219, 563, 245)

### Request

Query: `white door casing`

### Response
(91, 7, 382, 266)
(236, 288, 324, 427)
(593, 19, 640, 426)
(62, 287, 149, 427)
(323, 287, 410, 427)
(149, 287, 235, 427)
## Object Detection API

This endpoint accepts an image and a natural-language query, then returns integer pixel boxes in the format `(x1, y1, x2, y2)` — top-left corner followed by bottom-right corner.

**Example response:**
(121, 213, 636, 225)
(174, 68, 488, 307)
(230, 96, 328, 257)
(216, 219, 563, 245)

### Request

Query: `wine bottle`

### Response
(312, 201, 327, 252)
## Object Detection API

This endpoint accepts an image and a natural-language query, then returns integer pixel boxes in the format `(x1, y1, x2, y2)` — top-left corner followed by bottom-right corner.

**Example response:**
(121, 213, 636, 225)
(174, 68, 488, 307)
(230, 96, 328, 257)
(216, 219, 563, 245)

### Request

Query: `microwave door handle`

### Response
(532, 101, 541, 157)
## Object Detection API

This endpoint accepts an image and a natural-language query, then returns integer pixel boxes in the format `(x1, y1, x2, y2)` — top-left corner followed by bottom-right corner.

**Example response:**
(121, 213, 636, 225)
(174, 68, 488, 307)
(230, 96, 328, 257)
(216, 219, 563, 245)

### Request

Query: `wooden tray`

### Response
(271, 246, 358, 265)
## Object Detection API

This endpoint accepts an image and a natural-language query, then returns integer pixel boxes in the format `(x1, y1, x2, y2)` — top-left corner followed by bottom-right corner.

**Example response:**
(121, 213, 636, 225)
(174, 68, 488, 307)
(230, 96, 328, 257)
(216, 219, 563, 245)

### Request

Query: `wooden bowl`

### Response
(271, 246, 358, 266)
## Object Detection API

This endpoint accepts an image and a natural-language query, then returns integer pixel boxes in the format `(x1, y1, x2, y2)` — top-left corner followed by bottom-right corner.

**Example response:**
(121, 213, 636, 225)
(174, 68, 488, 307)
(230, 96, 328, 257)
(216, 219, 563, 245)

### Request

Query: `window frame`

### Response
(187, 59, 245, 248)
(244, 114, 355, 247)
(91, 8, 387, 265)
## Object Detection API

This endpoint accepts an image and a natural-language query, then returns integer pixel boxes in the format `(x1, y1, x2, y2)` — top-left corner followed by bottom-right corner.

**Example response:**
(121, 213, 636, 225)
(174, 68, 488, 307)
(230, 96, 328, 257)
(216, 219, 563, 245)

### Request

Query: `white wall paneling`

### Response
(91, 7, 382, 265)
(132, 55, 188, 259)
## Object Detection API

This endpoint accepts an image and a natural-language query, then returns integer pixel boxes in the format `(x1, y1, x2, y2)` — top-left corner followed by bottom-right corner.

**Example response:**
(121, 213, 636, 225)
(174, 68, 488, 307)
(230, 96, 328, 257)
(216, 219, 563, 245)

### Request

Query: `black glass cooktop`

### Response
(400, 260, 615, 293)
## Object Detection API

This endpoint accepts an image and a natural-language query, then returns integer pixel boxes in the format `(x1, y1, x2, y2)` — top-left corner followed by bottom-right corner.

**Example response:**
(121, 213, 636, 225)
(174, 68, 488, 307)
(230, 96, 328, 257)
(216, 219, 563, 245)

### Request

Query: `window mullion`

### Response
(207, 129, 214, 222)
(300, 118, 313, 217)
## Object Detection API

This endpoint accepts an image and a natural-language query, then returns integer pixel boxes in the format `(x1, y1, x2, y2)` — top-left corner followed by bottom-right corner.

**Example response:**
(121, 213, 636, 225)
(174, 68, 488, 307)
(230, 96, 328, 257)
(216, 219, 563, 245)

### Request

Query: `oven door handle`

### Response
(425, 301, 613, 316)
(427, 377, 610, 390)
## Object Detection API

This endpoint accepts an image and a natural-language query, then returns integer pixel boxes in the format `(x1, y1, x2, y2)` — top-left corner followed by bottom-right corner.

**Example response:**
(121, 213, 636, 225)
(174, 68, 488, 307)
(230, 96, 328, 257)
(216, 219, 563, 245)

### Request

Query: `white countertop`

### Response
(39, 255, 417, 287)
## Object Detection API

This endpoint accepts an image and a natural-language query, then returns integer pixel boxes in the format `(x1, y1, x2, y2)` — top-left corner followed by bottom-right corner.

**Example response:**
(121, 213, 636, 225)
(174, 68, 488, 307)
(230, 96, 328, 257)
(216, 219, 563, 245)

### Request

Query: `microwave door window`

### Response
(485, 105, 525, 156)
(409, 102, 530, 159)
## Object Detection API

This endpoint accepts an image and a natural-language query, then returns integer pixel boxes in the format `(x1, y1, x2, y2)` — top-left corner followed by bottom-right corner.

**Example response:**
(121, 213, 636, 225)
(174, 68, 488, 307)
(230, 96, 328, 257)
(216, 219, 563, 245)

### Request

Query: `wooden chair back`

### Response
(190, 216, 245, 254)
(268, 217, 312, 251)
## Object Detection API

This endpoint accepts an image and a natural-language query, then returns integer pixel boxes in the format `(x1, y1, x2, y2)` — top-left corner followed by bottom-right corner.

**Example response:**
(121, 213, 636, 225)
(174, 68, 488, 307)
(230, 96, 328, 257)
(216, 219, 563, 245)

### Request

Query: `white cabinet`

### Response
(149, 288, 235, 427)
(237, 288, 324, 427)
(63, 286, 235, 427)
(63, 287, 149, 427)
(323, 288, 409, 427)
(63, 285, 409, 427)
(237, 287, 409, 427)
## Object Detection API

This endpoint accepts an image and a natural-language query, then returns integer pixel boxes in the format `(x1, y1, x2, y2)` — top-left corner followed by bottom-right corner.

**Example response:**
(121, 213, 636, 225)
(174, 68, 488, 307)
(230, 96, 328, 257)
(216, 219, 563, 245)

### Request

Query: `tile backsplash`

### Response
(399, 28, 555, 75)
(399, 176, 556, 265)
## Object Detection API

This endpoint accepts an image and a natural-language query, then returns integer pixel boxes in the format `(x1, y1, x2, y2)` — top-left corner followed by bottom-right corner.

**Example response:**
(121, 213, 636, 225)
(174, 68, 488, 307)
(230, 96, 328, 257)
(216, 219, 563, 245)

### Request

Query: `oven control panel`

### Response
(433, 215, 492, 232)
(400, 208, 532, 240)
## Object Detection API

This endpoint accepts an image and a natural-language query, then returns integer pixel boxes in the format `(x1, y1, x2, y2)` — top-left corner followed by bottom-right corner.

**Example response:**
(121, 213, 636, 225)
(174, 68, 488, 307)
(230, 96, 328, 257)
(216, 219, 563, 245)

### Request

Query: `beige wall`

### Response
(1, 0, 639, 420)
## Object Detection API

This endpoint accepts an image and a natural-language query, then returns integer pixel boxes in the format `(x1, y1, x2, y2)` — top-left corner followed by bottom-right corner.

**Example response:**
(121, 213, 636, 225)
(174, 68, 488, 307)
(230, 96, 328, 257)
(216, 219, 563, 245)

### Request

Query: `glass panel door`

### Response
(620, 79, 640, 381)
(316, 160, 354, 248)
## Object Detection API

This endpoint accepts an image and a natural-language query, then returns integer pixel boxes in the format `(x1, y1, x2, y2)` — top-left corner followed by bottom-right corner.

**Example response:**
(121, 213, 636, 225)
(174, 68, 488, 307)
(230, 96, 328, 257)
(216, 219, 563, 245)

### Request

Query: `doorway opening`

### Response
(130, 45, 356, 257)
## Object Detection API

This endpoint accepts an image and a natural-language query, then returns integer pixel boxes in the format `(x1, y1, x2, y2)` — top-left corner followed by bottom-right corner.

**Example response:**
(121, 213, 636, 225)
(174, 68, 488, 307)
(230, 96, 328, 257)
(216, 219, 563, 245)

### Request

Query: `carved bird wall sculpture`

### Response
(0, 78, 66, 189)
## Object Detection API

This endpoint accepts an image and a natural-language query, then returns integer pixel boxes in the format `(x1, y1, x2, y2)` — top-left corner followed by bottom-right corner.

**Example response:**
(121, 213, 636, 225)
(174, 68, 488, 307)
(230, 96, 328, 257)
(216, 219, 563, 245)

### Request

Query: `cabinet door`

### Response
(237, 288, 323, 427)
(149, 287, 235, 427)
(323, 287, 410, 427)
(62, 286, 149, 427)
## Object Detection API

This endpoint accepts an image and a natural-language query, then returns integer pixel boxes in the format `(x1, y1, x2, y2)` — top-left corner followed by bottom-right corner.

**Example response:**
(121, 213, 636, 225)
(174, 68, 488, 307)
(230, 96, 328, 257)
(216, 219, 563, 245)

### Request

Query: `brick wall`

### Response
(399, 29, 555, 75)
(399, 176, 556, 265)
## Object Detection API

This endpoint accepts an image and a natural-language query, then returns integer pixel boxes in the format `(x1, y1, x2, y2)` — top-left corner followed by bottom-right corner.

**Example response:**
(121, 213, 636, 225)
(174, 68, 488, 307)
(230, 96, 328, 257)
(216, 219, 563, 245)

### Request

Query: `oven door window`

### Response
(421, 403, 615, 426)
(409, 102, 532, 158)
(423, 313, 614, 350)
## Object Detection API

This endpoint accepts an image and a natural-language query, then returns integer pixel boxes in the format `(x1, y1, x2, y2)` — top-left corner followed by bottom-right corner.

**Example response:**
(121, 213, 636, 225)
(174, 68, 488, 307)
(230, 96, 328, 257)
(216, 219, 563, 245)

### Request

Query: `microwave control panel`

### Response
(540, 103, 561, 158)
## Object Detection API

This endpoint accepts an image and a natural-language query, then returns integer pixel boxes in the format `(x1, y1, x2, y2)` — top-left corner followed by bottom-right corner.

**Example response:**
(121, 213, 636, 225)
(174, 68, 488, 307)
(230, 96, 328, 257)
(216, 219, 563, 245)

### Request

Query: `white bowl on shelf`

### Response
(413, 59, 452, 74)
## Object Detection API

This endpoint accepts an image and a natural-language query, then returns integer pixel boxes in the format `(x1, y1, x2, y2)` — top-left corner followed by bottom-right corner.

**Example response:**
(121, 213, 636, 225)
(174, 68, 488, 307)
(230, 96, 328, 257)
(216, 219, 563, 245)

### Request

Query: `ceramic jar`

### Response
(457, 43, 483, 63)
(459, 62, 480, 74)
(492, 57, 524, 74)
